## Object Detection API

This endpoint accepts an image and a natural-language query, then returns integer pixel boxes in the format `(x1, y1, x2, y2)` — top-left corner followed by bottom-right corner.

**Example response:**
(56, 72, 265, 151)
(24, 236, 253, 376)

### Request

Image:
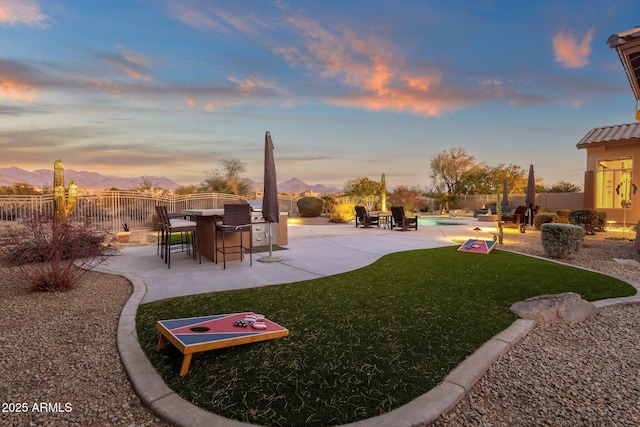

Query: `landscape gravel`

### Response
(0, 268, 167, 427)
(0, 225, 638, 426)
(432, 229, 640, 427)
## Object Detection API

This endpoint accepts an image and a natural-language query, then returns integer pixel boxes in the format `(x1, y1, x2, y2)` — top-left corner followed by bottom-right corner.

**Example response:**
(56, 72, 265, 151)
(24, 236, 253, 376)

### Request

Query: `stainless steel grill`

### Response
(248, 200, 274, 246)
(248, 200, 265, 223)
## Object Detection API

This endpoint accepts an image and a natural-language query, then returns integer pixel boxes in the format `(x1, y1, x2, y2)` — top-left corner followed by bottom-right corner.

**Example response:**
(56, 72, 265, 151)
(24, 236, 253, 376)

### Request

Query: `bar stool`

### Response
(156, 205, 200, 268)
(216, 204, 252, 269)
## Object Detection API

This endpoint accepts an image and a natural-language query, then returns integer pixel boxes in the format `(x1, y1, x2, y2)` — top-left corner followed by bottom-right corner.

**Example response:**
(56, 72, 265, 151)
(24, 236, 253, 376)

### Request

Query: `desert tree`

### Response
(200, 157, 253, 196)
(387, 185, 424, 212)
(344, 177, 381, 211)
(460, 163, 527, 195)
(543, 181, 582, 193)
(429, 147, 476, 211)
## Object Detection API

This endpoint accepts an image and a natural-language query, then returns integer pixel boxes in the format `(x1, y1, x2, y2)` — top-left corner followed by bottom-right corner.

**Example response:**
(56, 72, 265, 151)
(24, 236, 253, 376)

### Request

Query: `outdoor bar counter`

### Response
(183, 209, 288, 263)
(183, 209, 241, 263)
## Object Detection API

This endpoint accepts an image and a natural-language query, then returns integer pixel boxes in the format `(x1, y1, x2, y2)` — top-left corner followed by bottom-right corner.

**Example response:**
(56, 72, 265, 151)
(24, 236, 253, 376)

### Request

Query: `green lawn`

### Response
(136, 246, 636, 427)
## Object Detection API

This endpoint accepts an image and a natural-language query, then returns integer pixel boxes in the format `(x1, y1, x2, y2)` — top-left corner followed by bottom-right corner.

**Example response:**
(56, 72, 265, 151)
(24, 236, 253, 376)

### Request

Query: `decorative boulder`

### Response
(510, 292, 598, 324)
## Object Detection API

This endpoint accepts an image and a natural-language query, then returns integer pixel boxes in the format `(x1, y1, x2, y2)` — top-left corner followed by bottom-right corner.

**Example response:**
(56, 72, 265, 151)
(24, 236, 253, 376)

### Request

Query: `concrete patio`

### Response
(102, 218, 485, 303)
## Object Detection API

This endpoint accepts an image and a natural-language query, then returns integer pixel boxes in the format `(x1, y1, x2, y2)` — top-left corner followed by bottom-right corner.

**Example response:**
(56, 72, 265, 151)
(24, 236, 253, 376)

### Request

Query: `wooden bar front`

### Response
(183, 209, 247, 263)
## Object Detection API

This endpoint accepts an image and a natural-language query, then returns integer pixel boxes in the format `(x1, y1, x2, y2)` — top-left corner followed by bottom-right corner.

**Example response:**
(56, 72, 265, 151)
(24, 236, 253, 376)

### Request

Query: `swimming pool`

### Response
(418, 217, 471, 226)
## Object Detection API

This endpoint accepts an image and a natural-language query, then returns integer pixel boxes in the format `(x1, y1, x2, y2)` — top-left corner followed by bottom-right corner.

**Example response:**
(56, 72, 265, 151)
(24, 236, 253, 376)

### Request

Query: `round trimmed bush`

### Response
(533, 213, 558, 230)
(541, 223, 585, 258)
(596, 211, 607, 233)
(297, 196, 323, 217)
(568, 209, 599, 235)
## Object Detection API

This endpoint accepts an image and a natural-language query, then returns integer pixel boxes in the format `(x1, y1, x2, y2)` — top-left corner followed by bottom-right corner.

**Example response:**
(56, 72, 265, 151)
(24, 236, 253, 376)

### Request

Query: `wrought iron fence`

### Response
(0, 191, 298, 232)
(0, 190, 585, 230)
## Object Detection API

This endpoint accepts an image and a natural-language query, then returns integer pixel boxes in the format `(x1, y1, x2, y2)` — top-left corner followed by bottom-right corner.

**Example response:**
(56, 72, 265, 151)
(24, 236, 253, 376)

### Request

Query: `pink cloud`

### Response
(0, 0, 49, 26)
(227, 76, 277, 96)
(553, 28, 594, 68)
(0, 76, 36, 101)
(96, 48, 155, 82)
(277, 16, 470, 116)
(165, 7, 513, 116)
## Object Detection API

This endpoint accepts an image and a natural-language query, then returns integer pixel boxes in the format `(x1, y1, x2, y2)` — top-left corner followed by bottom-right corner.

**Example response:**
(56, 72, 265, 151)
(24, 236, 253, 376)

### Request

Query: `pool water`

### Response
(418, 217, 470, 226)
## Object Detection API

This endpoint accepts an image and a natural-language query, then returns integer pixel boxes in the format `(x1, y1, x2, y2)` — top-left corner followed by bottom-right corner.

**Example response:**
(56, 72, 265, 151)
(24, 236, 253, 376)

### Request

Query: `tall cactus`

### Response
(53, 159, 77, 219)
(380, 173, 387, 212)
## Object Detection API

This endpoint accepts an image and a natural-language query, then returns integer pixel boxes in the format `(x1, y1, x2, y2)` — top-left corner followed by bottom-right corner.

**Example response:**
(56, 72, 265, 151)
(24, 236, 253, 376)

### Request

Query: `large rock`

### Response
(510, 292, 598, 324)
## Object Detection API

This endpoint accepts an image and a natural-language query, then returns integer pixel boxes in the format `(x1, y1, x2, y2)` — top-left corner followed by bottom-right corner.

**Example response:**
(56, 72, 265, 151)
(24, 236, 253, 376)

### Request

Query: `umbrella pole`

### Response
(258, 222, 283, 262)
(269, 223, 274, 257)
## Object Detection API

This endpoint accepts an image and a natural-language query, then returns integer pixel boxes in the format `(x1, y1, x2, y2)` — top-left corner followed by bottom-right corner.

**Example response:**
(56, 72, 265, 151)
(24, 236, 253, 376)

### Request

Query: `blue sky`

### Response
(1, 0, 639, 190)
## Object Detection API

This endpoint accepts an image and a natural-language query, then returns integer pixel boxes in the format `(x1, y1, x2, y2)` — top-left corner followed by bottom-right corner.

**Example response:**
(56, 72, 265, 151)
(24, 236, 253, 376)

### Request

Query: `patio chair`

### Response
(155, 206, 195, 256)
(500, 205, 527, 233)
(354, 205, 379, 228)
(156, 205, 200, 268)
(390, 206, 418, 231)
(216, 204, 252, 269)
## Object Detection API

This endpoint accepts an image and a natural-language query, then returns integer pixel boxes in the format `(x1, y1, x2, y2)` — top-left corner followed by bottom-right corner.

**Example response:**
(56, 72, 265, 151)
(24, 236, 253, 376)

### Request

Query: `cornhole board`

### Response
(457, 239, 497, 254)
(156, 312, 289, 376)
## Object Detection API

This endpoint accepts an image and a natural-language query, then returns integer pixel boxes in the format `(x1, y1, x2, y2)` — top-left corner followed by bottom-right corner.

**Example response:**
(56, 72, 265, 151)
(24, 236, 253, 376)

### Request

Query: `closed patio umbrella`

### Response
(501, 178, 509, 209)
(525, 164, 536, 226)
(259, 131, 282, 262)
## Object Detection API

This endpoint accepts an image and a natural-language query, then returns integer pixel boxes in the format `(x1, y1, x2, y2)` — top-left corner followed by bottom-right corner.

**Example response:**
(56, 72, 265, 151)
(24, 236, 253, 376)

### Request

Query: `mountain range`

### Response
(0, 166, 180, 191)
(265, 177, 340, 194)
(0, 167, 341, 194)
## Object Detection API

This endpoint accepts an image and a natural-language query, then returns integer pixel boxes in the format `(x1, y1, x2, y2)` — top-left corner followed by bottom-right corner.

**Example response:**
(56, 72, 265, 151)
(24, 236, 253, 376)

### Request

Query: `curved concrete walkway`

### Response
(100, 221, 640, 427)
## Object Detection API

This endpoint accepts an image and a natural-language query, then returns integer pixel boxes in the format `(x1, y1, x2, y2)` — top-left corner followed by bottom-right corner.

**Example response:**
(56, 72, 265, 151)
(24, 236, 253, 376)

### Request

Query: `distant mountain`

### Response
(278, 178, 340, 194)
(0, 167, 179, 190)
(254, 177, 340, 194)
(0, 167, 340, 194)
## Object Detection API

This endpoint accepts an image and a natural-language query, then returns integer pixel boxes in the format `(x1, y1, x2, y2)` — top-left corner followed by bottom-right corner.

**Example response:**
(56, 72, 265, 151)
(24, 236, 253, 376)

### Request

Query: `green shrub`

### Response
(533, 213, 558, 230)
(296, 196, 323, 217)
(330, 200, 356, 223)
(595, 211, 607, 233)
(556, 209, 572, 224)
(568, 209, 600, 235)
(541, 223, 585, 258)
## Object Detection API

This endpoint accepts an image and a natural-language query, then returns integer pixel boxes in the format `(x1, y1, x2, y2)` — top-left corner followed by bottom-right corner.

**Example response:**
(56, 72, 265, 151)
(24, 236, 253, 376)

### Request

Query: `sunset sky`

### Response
(1, 0, 639, 190)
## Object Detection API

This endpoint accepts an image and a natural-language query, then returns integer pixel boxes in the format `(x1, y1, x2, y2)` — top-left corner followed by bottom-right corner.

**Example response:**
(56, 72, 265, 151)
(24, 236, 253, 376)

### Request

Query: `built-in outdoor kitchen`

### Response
(247, 200, 288, 249)
(183, 200, 287, 263)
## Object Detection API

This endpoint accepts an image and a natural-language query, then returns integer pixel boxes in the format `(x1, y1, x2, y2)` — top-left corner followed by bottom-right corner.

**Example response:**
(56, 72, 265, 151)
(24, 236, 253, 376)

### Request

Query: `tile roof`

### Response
(576, 122, 640, 148)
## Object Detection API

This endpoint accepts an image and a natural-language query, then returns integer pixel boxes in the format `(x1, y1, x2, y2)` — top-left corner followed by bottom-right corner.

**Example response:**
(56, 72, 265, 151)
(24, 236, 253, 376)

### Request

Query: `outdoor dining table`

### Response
(373, 212, 392, 229)
(183, 209, 248, 263)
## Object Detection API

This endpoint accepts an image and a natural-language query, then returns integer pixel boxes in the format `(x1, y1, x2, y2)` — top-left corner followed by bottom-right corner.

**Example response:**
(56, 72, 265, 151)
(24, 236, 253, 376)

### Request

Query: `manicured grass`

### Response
(136, 246, 635, 427)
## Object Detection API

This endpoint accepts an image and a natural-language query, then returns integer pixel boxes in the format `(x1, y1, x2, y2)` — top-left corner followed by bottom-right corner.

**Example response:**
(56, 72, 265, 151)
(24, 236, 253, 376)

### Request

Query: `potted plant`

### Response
(116, 223, 131, 243)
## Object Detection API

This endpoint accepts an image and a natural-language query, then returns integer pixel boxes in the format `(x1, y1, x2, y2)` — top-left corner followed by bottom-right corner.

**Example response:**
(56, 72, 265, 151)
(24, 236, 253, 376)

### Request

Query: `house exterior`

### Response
(577, 122, 639, 224)
(607, 27, 640, 104)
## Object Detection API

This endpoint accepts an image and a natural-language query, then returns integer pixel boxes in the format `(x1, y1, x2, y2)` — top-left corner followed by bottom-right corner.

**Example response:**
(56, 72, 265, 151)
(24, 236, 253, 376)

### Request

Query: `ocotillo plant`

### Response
(53, 159, 77, 219)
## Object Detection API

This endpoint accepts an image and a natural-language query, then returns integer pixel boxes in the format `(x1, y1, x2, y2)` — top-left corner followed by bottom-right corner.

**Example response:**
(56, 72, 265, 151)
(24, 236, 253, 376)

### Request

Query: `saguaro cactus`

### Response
(53, 159, 77, 219)
(380, 173, 387, 212)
